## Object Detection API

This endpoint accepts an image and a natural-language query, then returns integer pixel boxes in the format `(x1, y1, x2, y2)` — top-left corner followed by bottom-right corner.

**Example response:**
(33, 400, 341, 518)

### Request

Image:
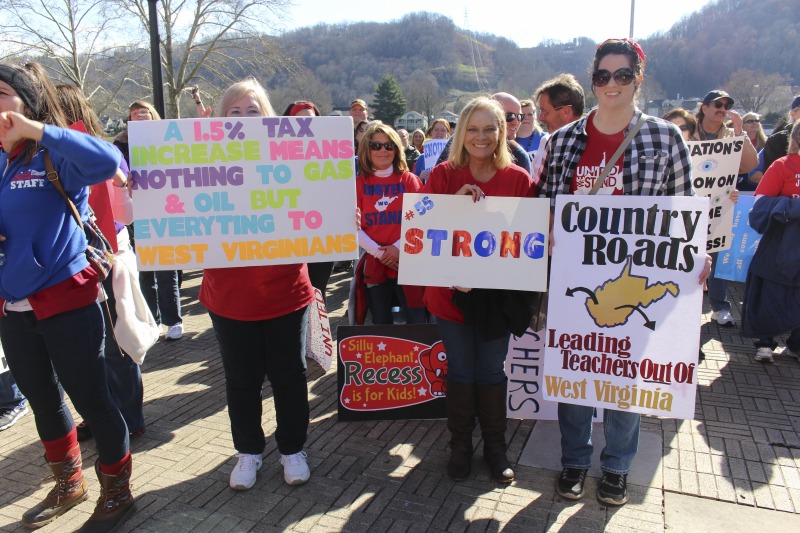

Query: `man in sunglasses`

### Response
(693, 90, 759, 328)
(534, 74, 585, 134)
(763, 95, 800, 172)
(434, 92, 533, 177)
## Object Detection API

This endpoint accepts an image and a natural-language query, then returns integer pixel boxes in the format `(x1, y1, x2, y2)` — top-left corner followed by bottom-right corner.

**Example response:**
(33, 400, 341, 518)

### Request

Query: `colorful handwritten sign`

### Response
(127, 116, 358, 270)
(686, 137, 744, 252)
(543, 195, 708, 419)
(397, 194, 550, 291)
(715, 194, 760, 282)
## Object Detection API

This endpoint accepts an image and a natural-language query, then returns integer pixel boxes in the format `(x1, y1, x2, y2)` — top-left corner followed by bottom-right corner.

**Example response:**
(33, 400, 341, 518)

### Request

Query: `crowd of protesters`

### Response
(0, 35, 798, 533)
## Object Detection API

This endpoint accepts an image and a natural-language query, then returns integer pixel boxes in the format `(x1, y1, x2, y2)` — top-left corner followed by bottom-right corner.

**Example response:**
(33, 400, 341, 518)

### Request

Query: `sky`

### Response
(283, 0, 718, 48)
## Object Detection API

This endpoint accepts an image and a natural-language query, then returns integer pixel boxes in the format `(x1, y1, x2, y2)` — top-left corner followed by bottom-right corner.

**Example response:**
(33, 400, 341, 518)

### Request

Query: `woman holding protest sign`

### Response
(421, 96, 535, 484)
(413, 118, 451, 181)
(200, 78, 314, 490)
(539, 38, 711, 506)
(741, 120, 800, 364)
(355, 121, 425, 325)
(0, 62, 135, 532)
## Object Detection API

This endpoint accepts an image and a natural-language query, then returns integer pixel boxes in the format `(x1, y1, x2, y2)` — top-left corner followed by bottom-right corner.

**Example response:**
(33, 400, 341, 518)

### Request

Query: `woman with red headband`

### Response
(540, 38, 711, 506)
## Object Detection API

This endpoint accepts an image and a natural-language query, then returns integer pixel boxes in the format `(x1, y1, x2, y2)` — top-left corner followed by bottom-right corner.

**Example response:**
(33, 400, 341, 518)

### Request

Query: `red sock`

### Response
(42, 427, 78, 463)
(99, 452, 131, 476)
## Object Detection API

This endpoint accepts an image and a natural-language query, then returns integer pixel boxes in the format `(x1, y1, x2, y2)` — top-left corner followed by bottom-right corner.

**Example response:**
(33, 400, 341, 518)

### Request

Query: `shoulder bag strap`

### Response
(43, 150, 83, 226)
(589, 114, 647, 195)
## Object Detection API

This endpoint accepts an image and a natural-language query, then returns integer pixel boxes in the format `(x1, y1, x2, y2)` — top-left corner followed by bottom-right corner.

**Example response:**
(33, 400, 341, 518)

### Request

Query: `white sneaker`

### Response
(755, 347, 774, 363)
(280, 451, 310, 485)
(780, 347, 800, 361)
(230, 453, 262, 490)
(711, 310, 735, 327)
(165, 323, 184, 340)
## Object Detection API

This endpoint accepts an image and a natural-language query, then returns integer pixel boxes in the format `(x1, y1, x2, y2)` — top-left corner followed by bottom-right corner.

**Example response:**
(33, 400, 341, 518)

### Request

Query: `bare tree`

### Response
(402, 73, 445, 123)
(724, 69, 791, 113)
(110, 0, 294, 118)
(269, 69, 333, 116)
(0, 0, 139, 113)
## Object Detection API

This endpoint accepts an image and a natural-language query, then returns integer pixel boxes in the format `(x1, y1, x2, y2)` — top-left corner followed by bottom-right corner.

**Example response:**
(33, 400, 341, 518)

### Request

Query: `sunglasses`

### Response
(743, 119, 760, 124)
(505, 112, 524, 122)
(368, 141, 396, 151)
(711, 100, 733, 110)
(591, 67, 636, 87)
(677, 125, 691, 132)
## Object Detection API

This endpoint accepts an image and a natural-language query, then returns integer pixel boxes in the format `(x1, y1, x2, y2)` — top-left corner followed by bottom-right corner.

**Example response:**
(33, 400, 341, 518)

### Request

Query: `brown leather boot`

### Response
(22, 444, 89, 528)
(477, 381, 515, 483)
(76, 455, 135, 533)
(446, 379, 476, 480)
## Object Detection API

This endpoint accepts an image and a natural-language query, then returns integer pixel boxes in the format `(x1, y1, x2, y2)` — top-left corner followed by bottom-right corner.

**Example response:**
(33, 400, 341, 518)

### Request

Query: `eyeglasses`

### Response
(677, 125, 691, 132)
(505, 112, 524, 122)
(592, 67, 636, 87)
(538, 105, 569, 117)
(711, 100, 733, 110)
(130, 110, 151, 118)
(368, 141, 395, 151)
(743, 119, 760, 124)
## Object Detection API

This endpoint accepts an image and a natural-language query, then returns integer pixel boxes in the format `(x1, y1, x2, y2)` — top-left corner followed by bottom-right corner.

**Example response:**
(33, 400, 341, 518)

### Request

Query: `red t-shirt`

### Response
(755, 154, 800, 198)
(200, 264, 314, 321)
(570, 114, 625, 195)
(420, 162, 535, 323)
(357, 170, 422, 246)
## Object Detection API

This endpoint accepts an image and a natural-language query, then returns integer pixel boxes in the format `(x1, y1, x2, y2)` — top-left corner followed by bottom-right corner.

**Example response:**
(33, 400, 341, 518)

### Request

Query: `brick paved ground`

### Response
(1, 271, 799, 532)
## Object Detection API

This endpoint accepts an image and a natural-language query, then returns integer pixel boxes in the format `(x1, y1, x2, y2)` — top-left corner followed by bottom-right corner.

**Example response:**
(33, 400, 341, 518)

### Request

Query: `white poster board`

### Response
(423, 139, 448, 169)
(686, 137, 744, 252)
(543, 195, 708, 419)
(128, 116, 358, 270)
(397, 194, 550, 291)
(306, 288, 333, 371)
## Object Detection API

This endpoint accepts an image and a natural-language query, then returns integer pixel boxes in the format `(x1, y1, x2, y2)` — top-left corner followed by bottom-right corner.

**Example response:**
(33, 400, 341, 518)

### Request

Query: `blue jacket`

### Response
(0, 125, 119, 302)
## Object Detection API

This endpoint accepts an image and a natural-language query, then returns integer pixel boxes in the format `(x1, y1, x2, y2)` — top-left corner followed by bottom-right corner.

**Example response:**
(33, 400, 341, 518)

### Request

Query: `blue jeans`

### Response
(558, 403, 640, 475)
(367, 279, 426, 325)
(707, 252, 730, 312)
(0, 369, 26, 410)
(101, 277, 144, 432)
(209, 306, 309, 456)
(140, 270, 181, 326)
(435, 317, 511, 385)
(0, 304, 129, 464)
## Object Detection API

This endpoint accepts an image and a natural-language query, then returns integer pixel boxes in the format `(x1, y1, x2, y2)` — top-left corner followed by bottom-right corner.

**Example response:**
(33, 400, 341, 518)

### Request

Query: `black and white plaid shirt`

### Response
(537, 109, 694, 205)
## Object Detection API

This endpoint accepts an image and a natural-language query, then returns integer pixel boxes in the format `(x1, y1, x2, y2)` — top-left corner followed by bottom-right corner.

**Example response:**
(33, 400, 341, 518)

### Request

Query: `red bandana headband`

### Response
(597, 38, 646, 64)
(288, 101, 315, 116)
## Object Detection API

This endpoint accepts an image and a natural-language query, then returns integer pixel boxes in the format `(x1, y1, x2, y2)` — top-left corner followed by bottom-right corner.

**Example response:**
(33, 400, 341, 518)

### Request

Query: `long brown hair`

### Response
(56, 85, 104, 137)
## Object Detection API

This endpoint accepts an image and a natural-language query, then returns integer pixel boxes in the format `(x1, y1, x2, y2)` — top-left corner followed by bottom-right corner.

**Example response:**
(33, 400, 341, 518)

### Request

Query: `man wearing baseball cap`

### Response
(693, 89, 759, 329)
(350, 99, 368, 123)
(763, 95, 800, 172)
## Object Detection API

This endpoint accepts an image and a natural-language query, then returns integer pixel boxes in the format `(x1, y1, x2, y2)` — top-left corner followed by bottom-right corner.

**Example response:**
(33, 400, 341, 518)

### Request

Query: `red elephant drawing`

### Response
(419, 340, 447, 396)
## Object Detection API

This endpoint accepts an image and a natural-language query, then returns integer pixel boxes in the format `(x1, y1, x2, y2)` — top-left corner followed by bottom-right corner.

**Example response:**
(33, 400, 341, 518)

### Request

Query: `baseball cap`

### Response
(703, 90, 734, 107)
(791, 95, 800, 110)
(351, 99, 367, 109)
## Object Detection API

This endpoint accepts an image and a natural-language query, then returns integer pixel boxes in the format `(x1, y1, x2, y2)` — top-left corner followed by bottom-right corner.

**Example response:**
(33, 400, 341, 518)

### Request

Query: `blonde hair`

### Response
(789, 120, 800, 155)
(129, 100, 161, 121)
(357, 121, 409, 176)
(742, 112, 767, 151)
(448, 97, 511, 169)
(215, 78, 275, 118)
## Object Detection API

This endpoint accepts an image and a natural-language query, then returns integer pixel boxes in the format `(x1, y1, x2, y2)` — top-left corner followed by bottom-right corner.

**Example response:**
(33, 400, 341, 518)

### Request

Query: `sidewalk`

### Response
(1, 271, 799, 532)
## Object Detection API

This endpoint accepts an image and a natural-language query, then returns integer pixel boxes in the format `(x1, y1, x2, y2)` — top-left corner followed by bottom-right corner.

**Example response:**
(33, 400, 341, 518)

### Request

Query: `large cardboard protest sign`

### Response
(543, 195, 708, 419)
(338, 325, 577, 422)
(686, 137, 745, 253)
(715, 194, 760, 283)
(306, 288, 333, 371)
(397, 194, 550, 291)
(128, 116, 358, 270)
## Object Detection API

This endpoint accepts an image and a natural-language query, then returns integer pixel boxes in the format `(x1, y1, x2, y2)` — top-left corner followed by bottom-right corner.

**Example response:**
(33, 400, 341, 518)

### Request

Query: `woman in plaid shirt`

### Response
(540, 38, 712, 507)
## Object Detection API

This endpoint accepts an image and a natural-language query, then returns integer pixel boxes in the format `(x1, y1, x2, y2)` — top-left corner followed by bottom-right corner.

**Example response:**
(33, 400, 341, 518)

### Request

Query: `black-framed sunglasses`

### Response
(711, 100, 733, 111)
(591, 67, 636, 87)
(677, 124, 691, 132)
(368, 141, 396, 151)
(505, 112, 524, 122)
